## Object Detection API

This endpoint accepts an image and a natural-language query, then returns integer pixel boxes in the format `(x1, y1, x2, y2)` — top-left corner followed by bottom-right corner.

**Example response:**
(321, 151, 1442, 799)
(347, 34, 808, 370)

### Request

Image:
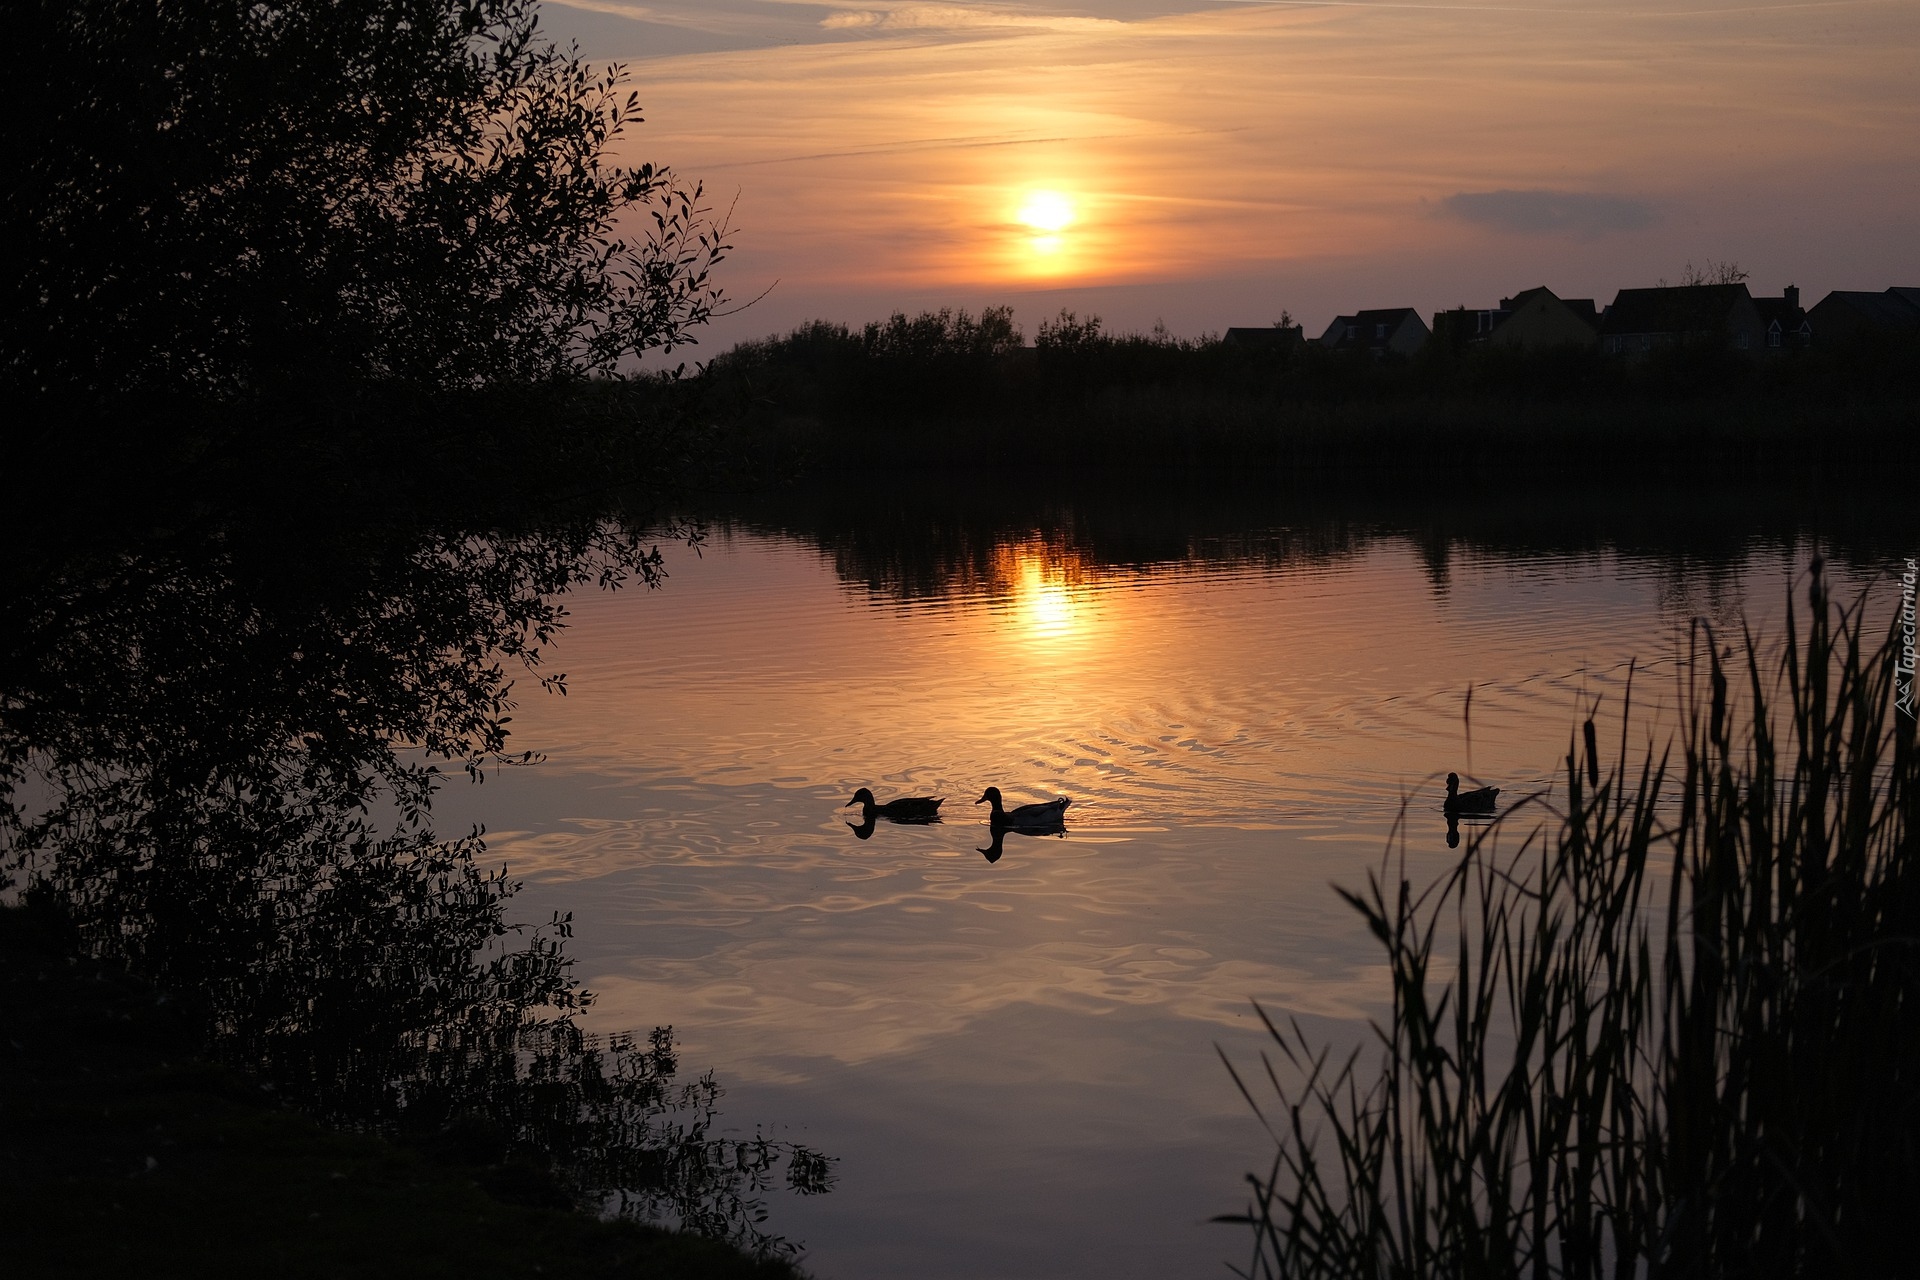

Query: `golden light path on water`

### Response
(1000, 544, 1087, 640)
(431, 528, 1896, 1277)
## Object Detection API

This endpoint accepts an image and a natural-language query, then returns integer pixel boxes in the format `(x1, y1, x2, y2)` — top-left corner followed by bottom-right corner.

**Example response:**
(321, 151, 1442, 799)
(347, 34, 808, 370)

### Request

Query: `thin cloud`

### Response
(820, 4, 1126, 31)
(697, 124, 1238, 170)
(1440, 189, 1659, 237)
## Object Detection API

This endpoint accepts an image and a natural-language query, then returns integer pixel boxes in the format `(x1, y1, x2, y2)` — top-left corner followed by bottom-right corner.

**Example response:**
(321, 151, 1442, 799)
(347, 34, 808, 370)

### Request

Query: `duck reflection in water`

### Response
(977, 816, 1067, 864)
(845, 787, 944, 839)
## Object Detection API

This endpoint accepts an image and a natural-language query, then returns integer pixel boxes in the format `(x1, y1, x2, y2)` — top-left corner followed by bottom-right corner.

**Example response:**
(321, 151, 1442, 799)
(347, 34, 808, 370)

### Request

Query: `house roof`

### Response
(1499, 286, 1555, 311)
(1812, 290, 1920, 330)
(1495, 287, 1601, 333)
(1350, 307, 1423, 328)
(1600, 284, 1753, 336)
(1321, 307, 1428, 348)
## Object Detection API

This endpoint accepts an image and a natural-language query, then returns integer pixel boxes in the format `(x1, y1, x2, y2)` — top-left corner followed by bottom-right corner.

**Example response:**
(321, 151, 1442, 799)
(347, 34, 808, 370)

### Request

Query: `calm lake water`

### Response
(428, 482, 1910, 1279)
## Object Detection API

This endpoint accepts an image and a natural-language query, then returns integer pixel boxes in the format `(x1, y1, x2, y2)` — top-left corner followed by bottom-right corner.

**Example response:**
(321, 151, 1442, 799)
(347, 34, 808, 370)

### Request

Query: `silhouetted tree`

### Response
(3, 0, 727, 412)
(1667, 259, 1750, 287)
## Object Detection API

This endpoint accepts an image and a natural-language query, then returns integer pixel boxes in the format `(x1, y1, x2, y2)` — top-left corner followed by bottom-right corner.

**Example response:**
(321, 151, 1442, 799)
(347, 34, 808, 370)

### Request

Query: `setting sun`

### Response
(1016, 191, 1076, 233)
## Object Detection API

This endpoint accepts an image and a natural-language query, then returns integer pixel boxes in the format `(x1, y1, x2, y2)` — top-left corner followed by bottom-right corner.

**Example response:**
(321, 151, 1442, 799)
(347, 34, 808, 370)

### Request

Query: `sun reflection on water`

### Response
(992, 542, 1093, 645)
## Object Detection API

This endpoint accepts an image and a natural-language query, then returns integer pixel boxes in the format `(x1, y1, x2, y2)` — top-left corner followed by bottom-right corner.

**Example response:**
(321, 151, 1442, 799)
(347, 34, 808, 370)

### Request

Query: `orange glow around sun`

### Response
(1012, 189, 1080, 269)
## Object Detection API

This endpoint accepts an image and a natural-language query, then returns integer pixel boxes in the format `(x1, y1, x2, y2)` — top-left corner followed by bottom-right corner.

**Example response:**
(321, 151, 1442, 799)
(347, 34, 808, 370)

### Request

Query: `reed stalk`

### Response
(1221, 563, 1918, 1278)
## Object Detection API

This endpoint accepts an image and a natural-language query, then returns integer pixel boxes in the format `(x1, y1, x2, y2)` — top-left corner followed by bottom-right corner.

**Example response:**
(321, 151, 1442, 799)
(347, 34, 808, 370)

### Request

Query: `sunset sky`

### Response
(541, 0, 1920, 350)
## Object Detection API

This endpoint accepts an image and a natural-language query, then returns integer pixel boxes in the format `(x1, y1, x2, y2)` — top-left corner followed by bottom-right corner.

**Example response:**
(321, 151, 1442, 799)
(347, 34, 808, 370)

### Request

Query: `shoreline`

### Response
(714, 395, 1920, 479)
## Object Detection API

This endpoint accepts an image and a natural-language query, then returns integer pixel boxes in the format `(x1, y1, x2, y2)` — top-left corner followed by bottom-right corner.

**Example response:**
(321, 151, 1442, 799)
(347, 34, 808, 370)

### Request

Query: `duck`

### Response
(975, 786, 1072, 828)
(849, 787, 944, 822)
(1444, 772, 1500, 816)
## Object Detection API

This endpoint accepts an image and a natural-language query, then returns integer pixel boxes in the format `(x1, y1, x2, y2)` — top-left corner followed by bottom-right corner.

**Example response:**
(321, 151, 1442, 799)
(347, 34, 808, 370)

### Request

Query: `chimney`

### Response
(1785, 284, 1799, 313)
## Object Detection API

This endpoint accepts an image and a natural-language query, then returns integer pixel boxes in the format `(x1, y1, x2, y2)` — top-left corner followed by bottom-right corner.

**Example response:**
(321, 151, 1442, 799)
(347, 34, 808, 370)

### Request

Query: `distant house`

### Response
(1222, 324, 1305, 351)
(1751, 285, 1811, 353)
(1806, 288, 1920, 348)
(1318, 307, 1428, 358)
(1431, 286, 1599, 352)
(1561, 297, 1602, 330)
(1598, 284, 1765, 358)
(1430, 304, 1508, 350)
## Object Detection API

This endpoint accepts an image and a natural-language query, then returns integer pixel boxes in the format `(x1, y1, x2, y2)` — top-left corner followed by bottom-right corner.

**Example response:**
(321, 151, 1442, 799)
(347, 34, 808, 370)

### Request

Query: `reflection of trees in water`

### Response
(1, 511, 830, 1254)
(718, 480, 1371, 603)
(714, 474, 1915, 606)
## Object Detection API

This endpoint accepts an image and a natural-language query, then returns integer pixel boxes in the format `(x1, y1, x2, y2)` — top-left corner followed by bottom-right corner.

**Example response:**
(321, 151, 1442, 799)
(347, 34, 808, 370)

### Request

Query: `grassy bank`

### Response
(1220, 566, 1918, 1277)
(0, 900, 809, 1280)
(694, 309, 1920, 477)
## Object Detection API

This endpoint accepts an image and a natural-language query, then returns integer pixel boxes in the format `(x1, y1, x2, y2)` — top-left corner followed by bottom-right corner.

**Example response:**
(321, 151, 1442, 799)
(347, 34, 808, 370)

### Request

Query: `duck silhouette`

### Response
(849, 787, 944, 823)
(976, 786, 1071, 829)
(1444, 772, 1500, 816)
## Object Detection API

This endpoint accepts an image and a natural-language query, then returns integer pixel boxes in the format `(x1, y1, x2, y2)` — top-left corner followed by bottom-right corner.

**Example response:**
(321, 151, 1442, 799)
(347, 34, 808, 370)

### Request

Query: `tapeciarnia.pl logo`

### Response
(1898, 558, 1917, 720)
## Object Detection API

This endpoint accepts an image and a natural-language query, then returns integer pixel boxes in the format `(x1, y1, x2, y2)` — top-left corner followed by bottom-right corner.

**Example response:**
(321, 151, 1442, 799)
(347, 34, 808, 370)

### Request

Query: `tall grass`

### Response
(1221, 564, 1918, 1278)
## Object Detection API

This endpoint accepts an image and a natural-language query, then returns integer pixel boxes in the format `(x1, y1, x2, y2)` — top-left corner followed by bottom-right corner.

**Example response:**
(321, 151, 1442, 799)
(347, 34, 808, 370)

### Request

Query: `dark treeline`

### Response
(694, 308, 1920, 476)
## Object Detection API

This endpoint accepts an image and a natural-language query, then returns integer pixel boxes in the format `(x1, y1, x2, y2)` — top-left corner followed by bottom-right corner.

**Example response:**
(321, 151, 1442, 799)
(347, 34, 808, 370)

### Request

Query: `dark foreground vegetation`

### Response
(1220, 567, 1918, 1277)
(0, 902, 807, 1280)
(695, 308, 1920, 477)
